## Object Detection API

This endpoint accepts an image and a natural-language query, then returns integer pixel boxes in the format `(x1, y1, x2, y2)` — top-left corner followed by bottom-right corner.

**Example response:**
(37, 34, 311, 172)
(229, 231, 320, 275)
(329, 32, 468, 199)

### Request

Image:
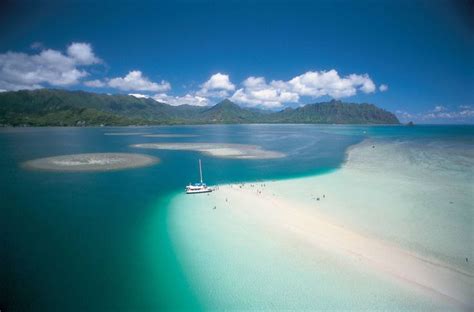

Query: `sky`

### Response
(0, 0, 473, 123)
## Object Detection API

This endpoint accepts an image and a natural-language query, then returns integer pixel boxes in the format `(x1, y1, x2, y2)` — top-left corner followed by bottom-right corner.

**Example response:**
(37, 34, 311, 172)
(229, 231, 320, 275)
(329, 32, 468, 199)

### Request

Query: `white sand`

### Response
(142, 134, 198, 138)
(205, 184, 473, 308)
(132, 143, 285, 159)
(104, 132, 149, 136)
(168, 139, 474, 310)
(23, 153, 159, 171)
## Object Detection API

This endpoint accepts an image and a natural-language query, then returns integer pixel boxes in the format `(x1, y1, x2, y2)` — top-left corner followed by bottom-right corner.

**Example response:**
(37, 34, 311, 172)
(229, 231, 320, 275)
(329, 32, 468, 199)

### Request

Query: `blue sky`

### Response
(0, 0, 472, 123)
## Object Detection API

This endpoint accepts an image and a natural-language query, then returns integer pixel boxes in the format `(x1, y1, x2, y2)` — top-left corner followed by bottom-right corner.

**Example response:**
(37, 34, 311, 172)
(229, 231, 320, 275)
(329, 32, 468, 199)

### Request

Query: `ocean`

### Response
(1, 124, 473, 311)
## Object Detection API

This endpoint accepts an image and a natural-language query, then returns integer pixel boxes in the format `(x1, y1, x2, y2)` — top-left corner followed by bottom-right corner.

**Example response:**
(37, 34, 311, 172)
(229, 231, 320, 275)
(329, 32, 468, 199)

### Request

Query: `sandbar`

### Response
(208, 184, 472, 308)
(23, 153, 159, 172)
(168, 139, 474, 310)
(104, 132, 148, 136)
(132, 143, 285, 159)
(143, 134, 198, 138)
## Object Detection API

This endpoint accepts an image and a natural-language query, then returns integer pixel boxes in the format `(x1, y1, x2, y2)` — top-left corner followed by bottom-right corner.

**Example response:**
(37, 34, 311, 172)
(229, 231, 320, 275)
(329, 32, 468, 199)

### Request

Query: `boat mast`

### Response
(199, 159, 203, 184)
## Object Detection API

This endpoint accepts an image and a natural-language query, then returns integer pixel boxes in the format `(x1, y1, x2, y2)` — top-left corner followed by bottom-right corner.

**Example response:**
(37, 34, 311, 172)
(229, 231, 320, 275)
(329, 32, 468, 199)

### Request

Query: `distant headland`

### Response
(0, 89, 400, 126)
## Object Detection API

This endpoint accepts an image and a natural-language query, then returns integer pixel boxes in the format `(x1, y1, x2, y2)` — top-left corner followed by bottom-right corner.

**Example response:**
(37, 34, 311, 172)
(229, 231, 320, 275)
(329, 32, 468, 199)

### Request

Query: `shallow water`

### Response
(168, 189, 454, 310)
(270, 138, 474, 272)
(1, 124, 473, 311)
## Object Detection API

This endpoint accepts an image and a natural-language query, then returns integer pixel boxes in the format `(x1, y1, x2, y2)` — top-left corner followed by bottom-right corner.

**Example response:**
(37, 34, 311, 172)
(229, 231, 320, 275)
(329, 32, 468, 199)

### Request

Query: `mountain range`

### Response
(0, 89, 400, 126)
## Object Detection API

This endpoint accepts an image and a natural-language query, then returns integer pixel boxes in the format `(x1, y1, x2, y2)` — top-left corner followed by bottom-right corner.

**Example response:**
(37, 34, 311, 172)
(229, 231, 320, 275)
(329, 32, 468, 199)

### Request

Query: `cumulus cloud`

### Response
(433, 105, 446, 112)
(231, 76, 299, 108)
(108, 70, 170, 92)
(230, 70, 377, 108)
(84, 71, 170, 92)
(198, 73, 235, 97)
(0, 42, 100, 91)
(67, 42, 101, 65)
(287, 70, 376, 98)
(202, 73, 235, 91)
(133, 70, 380, 108)
(0, 49, 385, 110)
(102, 74, 219, 106)
(147, 73, 234, 107)
(152, 93, 209, 106)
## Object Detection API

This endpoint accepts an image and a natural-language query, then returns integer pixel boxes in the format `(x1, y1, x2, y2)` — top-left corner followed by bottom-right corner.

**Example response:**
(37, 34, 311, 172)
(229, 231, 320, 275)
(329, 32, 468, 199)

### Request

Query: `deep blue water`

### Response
(1, 124, 472, 311)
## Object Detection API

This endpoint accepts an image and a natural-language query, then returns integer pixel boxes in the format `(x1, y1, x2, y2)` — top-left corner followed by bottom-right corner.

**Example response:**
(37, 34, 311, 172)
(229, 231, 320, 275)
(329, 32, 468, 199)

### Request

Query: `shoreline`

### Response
(218, 183, 472, 308)
(0, 123, 405, 128)
(168, 139, 474, 310)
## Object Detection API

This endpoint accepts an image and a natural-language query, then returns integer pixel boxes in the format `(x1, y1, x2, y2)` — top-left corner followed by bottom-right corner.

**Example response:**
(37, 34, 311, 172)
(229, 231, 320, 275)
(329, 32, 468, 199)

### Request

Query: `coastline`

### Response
(167, 139, 474, 310)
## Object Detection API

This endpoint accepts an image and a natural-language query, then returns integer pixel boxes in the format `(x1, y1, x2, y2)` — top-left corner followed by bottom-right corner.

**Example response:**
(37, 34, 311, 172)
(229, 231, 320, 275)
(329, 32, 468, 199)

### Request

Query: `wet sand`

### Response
(206, 183, 473, 309)
(23, 153, 159, 171)
(143, 134, 198, 138)
(168, 139, 474, 310)
(132, 143, 285, 159)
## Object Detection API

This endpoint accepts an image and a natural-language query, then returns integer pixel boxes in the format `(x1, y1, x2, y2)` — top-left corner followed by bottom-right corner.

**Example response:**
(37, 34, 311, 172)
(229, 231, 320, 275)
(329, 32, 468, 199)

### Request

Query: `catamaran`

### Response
(186, 159, 213, 194)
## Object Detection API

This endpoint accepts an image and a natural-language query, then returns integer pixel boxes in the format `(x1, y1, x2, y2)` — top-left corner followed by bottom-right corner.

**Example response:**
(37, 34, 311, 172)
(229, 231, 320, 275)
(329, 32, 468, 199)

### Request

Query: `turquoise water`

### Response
(167, 191, 453, 311)
(1, 124, 473, 311)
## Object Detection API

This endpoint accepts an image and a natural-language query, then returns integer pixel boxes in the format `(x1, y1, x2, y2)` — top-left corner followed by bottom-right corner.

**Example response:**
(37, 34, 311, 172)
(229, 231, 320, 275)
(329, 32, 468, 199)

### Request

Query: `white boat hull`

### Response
(186, 187, 213, 194)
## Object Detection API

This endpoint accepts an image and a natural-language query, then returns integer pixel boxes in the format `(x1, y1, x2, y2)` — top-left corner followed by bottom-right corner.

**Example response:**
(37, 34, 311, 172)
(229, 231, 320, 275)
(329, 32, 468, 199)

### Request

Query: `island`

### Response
(0, 89, 400, 126)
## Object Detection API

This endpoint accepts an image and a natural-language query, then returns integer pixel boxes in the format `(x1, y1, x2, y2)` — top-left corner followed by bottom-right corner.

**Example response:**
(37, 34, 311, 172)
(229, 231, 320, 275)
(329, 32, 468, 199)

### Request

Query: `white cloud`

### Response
(152, 93, 209, 106)
(129, 93, 150, 99)
(67, 42, 101, 65)
(115, 70, 380, 108)
(230, 70, 377, 108)
(202, 73, 235, 90)
(108, 70, 170, 92)
(0, 42, 100, 91)
(85, 71, 171, 92)
(148, 73, 234, 106)
(287, 70, 376, 98)
(395, 110, 413, 120)
(198, 73, 235, 97)
(424, 105, 474, 120)
(396, 105, 474, 123)
(0, 49, 385, 111)
(423, 110, 474, 120)
(84, 79, 105, 88)
(459, 109, 474, 117)
(231, 76, 299, 108)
